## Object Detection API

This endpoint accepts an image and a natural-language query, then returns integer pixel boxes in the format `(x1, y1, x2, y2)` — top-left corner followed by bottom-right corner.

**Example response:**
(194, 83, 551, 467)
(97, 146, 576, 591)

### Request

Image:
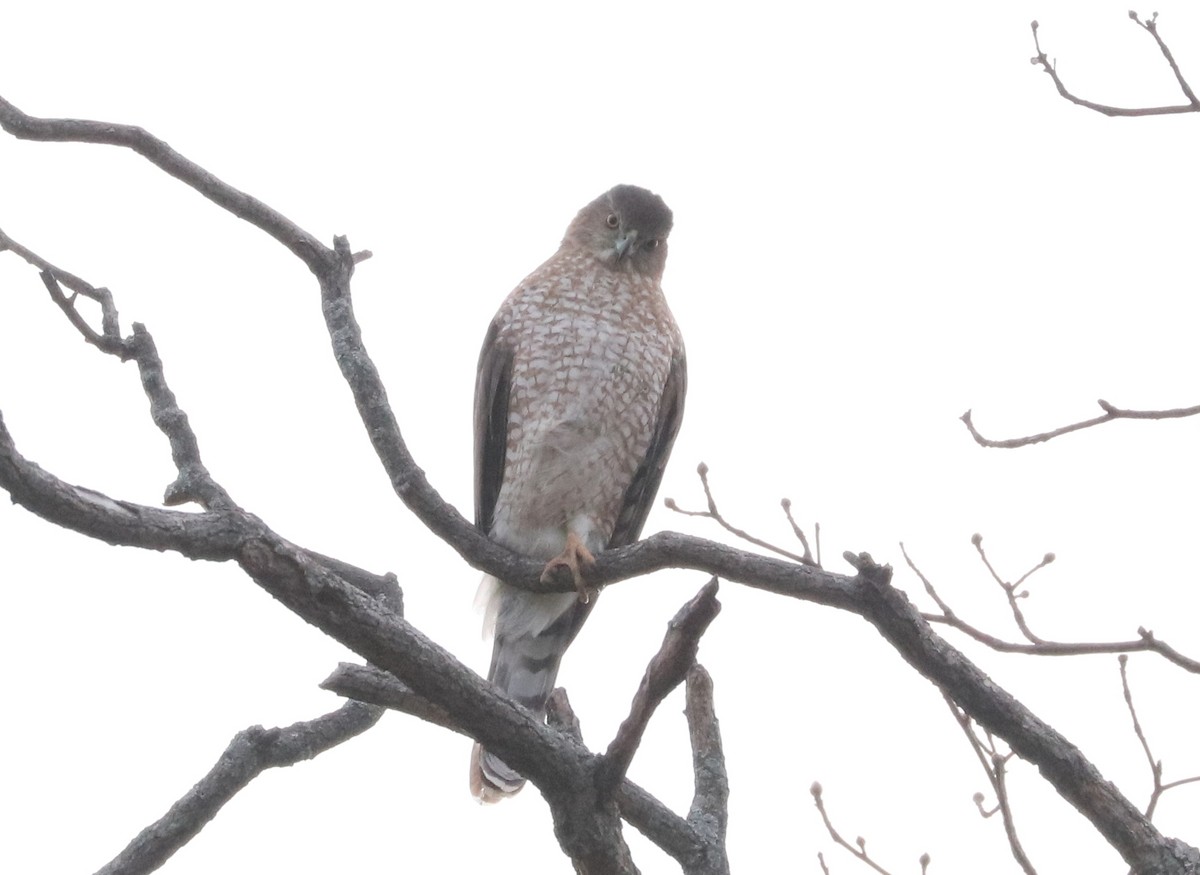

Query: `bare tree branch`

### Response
(962, 400, 1200, 450)
(5, 95, 1200, 874)
(4, 277, 1195, 870)
(94, 701, 383, 875)
(1028, 15, 1200, 117)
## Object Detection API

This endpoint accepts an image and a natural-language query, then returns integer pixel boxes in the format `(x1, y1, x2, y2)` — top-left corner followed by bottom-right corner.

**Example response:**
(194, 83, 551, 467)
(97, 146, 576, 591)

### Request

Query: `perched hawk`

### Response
(469, 184, 686, 801)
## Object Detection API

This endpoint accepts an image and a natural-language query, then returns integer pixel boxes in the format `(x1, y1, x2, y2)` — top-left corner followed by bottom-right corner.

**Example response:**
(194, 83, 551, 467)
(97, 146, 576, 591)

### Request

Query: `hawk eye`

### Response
(643, 239, 659, 251)
(605, 213, 619, 229)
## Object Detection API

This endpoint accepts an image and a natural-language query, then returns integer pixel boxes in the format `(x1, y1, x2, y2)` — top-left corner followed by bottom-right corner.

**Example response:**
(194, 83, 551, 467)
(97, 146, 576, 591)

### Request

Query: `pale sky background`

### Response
(2, 2, 1199, 873)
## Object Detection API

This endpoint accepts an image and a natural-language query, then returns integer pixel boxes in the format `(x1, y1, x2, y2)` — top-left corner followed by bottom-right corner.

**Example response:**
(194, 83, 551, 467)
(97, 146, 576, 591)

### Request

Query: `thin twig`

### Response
(809, 783, 896, 875)
(971, 534, 1054, 645)
(780, 498, 818, 566)
(901, 543, 1200, 674)
(665, 463, 817, 566)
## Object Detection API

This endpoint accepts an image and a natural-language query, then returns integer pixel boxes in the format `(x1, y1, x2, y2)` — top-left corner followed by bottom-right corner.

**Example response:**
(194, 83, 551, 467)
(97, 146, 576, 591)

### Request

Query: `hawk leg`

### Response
(540, 531, 597, 602)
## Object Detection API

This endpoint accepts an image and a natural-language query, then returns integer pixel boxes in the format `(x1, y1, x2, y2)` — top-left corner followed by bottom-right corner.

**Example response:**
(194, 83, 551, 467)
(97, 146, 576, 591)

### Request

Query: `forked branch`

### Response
(1029, 14, 1200, 117)
(1119, 656, 1200, 823)
(903, 541, 1200, 674)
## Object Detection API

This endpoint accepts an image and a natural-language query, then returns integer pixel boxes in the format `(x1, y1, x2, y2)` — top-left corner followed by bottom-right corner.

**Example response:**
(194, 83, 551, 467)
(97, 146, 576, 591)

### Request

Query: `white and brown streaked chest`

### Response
(486, 249, 682, 557)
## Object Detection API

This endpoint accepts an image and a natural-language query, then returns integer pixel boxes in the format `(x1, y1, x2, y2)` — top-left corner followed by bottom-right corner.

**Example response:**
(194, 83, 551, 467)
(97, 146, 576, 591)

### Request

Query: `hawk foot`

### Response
(540, 532, 597, 602)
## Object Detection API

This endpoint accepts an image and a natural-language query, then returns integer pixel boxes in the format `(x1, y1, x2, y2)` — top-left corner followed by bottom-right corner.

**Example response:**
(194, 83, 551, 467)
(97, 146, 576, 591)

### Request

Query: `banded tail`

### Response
(470, 576, 593, 802)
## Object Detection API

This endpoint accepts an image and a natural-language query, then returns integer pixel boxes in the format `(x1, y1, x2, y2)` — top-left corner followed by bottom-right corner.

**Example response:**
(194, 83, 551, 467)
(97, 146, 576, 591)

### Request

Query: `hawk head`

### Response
(563, 184, 673, 277)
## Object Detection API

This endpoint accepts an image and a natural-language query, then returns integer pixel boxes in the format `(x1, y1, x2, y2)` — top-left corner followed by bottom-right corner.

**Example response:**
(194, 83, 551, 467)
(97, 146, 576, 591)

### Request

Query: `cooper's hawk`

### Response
(469, 184, 686, 801)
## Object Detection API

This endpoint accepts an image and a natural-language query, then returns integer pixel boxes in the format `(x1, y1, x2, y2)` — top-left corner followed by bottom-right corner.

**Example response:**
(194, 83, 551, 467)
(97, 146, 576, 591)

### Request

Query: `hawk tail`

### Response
(469, 578, 591, 802)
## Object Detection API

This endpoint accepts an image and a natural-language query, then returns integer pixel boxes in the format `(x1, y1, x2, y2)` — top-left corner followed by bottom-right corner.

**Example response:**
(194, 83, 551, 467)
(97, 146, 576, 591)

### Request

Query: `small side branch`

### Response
(597, 578, 721, 796)
(1029, 15, 1200, 117)
(903, 542, 1200, 674)
(666, 464, 818, 566)
(94, 701, 383, 875)
(961, 400, 1200, 449)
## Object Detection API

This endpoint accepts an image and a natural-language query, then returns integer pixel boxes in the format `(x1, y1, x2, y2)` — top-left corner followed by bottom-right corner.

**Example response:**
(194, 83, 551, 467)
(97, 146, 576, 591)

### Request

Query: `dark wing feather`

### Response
(474, 318, 513, 533)
(608, 349, 687, 549)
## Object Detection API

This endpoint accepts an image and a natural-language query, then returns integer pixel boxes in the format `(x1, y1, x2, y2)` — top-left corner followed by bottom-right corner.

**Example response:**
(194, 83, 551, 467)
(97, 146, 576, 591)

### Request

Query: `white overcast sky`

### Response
(3, 2, 1200, 873)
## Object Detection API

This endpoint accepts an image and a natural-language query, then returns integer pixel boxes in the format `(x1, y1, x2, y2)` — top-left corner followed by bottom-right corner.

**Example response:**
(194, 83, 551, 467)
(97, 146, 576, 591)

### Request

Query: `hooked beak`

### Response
(613, 229, 638, 260)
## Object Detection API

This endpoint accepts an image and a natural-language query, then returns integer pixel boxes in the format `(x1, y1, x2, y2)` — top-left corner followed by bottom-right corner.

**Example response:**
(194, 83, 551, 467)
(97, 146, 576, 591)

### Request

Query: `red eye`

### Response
(605, 214, 619, 229)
